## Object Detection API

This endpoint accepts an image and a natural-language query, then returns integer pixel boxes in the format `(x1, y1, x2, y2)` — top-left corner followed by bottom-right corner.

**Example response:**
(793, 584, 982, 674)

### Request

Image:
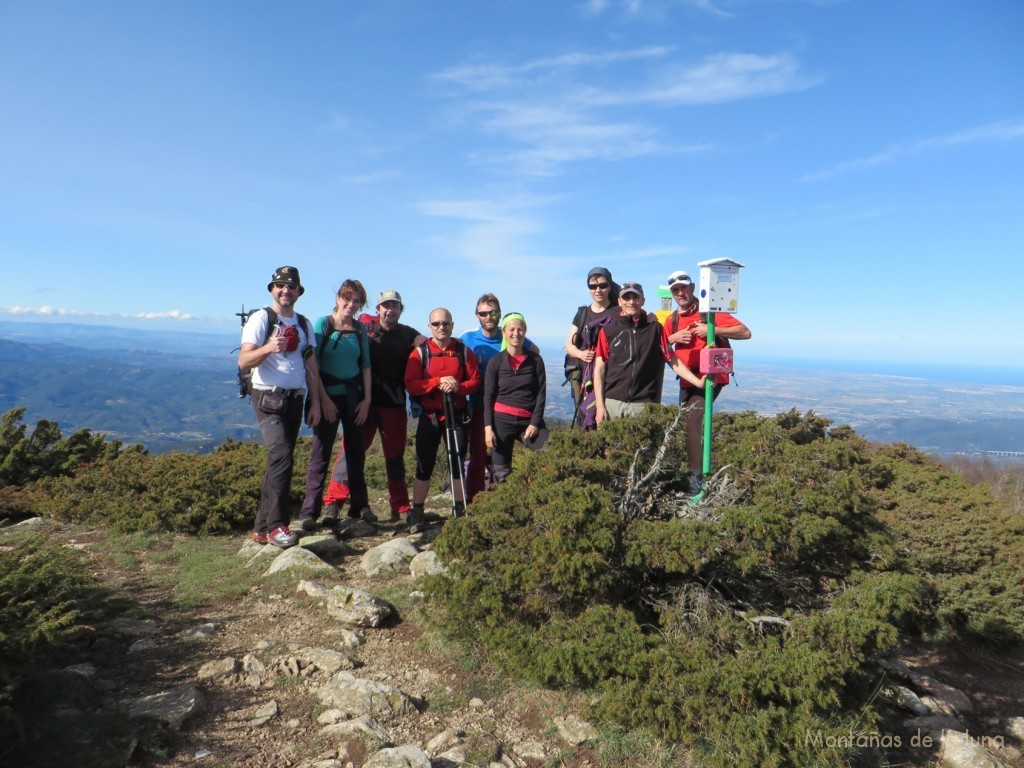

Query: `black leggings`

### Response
(414, 413, 468, 482)
(491, 413, 533, 484)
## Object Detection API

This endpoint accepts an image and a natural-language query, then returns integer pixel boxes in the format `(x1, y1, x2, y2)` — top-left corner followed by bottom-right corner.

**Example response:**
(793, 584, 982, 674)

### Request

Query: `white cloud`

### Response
(432, 48, 816, 174)
(2, 306, 198, 321)
(800, 118, 1024, 182)
(433, 47, 671, 91)
(340, 170, 400, 184)
(582, 52, 820, 106)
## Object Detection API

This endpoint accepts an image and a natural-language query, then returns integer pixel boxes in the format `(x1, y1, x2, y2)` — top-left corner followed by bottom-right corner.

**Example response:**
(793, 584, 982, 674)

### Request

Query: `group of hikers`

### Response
(239, 264, 750, 548)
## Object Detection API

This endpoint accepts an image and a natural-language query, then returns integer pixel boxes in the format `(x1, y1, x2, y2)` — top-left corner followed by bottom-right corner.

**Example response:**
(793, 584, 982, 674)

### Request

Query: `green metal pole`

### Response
(702, 314, 716, 477)
(690, 314, 716, 505)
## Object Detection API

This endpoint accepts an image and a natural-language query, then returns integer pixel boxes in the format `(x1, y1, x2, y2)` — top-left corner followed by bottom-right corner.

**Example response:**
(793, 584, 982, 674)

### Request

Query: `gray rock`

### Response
(316, 672, 418, 719)
(938, 729, 1007, 768)
(362, 539, 420, 577)
(265, 546, 336, 576)
(320, 713, 393, 751)
(882, 684, 931, 716)
(363, 745, 431, 768)
(300, 535, 352, 562)
(326, 586, 395, 627)
(128, 638, 158, 654)
(109, 617, 158, 637)
(124, 685, 206, 730)
(297, 579, 334, 599)
(181, 622, 219, 639)
(514, 740, 548, 760)
(410, 550, 446, 579)
(63, 663, 97, 678)
(1007, 716, 1024, 741)
(332, 628, 366, 649)
(915, 674, 974, 716)
(318, 708, 350, 725)
(249, 699, 279, 727)
(297, 647, 357, 674)
(242, 654, 267, 674)
(197, 657, 239, 680)
(554, 715, 599, 746)
(12, 516, 44, 528)
(334, 517, 377, 539)
(425, 729, 465, 756)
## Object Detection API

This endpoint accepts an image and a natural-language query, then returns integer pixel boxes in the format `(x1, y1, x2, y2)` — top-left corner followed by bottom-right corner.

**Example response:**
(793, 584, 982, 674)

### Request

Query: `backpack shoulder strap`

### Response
(669, 310, 679, 335)
(262, 307, 278, 345)
(317, 315, 334, 359)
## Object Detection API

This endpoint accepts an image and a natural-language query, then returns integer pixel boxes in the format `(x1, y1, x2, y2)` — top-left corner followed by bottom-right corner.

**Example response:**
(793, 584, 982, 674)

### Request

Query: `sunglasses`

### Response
(588, 282, 610, 290)
(667, 276, 692, 287)
(273, 282, 297, 291)
(430, 320, 453, 328)
(477, 309, 500, 318)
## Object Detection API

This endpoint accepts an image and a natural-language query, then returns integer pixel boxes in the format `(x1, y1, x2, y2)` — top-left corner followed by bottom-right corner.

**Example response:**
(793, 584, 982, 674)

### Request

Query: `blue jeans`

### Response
(252, 389, 305, 533)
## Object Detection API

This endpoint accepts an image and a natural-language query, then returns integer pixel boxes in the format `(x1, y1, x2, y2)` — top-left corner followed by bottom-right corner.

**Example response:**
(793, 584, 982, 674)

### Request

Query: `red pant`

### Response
(465, 407, 487, 503)
(325, 406, 411, 513)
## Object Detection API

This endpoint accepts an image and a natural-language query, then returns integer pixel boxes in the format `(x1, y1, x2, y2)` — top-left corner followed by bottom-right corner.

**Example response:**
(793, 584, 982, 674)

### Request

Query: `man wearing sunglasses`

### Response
(663, 269, 751, 493)
(238, 266, 322, 548)
(405, 308, 482, 527)
(460, 293, 537, 502)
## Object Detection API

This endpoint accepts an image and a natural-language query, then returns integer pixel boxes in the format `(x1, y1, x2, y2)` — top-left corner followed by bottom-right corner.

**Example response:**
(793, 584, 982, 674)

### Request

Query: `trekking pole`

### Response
(442, 393, 466, 517)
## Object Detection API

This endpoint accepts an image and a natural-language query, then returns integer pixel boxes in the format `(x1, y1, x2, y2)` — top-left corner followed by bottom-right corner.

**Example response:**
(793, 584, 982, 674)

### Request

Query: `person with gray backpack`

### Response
(238, 266, 322, 549)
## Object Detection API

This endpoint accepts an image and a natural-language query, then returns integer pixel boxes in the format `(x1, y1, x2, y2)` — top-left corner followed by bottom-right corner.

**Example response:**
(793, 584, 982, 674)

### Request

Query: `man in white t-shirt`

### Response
(239, 266, 322, 548)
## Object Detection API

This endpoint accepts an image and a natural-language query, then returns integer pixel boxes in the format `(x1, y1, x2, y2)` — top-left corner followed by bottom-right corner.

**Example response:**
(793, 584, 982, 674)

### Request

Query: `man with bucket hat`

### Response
(239, 266, 322, 548)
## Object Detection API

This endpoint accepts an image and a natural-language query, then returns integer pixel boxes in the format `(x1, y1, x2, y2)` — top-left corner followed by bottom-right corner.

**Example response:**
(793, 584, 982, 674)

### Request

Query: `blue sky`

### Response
(2, 0, 1022, 369)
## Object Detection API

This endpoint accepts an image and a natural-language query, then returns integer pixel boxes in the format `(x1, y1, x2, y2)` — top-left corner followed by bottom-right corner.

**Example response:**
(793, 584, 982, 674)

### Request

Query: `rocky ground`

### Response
(8, 504, 1024, 768)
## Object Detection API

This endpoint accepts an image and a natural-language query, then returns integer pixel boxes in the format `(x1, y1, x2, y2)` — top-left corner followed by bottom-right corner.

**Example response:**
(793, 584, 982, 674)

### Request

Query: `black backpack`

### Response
(236, 306, 312, 399)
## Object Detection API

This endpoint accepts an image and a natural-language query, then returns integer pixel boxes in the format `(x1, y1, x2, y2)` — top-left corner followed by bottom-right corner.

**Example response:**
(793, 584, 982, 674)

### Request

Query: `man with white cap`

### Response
(321, 289, 426, 523)
(663, 269, 751, 492)
(593, 281, 705, 423)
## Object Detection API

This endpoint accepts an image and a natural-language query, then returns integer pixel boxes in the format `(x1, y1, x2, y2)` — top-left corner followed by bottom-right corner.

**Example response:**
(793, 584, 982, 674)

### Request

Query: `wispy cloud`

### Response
(800, 118, 1024, 182)
(3, 306, 198, 321)
(434, 47, 671, 91)
(433, 48, 817, 174)
(581, 52, 819, 106)
(340, 170, 400, 184)
(417, 197, 569, 280)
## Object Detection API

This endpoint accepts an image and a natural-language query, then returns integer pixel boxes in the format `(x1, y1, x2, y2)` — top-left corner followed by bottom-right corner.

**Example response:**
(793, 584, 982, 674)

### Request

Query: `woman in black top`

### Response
(484, 313, 547, 484)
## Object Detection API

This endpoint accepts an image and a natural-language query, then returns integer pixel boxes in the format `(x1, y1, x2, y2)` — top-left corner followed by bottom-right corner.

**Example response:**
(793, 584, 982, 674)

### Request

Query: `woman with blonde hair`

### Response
(484, 313, 547, 484)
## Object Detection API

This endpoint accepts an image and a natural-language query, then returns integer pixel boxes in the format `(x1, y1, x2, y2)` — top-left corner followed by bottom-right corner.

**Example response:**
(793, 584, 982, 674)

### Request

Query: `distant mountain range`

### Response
(2, 320, 1022, 458)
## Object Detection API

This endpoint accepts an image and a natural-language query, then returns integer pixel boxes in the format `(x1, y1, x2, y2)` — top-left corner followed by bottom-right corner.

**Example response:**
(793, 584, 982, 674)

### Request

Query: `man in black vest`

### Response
(593, 282, 704, 424)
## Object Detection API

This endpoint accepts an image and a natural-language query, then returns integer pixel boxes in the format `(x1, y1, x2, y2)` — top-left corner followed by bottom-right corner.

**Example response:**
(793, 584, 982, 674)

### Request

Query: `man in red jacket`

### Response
(663, 269, 751, 492)
(405, 307, 481, 528)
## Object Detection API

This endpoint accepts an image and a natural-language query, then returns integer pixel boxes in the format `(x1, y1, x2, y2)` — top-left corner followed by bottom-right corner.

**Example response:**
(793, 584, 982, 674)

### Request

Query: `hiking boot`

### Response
(358, 508, 378, 523)
(321, 503, 340, 528)
(252, 530, 268, 545)
(268, 526, 298, 548)
(453, 501, 466, 517)
(688, 471, 703, 494)
(299, 516, 318, 532)
(390, 504, 410, 523)
(406, 504, 426, 533)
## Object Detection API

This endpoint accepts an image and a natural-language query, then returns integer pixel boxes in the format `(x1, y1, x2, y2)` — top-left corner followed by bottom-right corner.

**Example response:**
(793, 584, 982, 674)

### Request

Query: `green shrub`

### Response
(425, 408, 943, 766)
(30, 439, 276, 533)
(0, 534, 88, 747)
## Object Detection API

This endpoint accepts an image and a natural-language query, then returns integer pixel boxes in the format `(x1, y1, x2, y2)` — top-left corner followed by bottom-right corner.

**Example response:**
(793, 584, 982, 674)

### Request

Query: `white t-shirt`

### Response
(241, 310, 310, 391)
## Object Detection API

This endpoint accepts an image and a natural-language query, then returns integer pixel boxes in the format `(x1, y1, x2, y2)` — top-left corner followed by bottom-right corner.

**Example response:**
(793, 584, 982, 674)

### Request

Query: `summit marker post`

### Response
(690, 258, 745, 504)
